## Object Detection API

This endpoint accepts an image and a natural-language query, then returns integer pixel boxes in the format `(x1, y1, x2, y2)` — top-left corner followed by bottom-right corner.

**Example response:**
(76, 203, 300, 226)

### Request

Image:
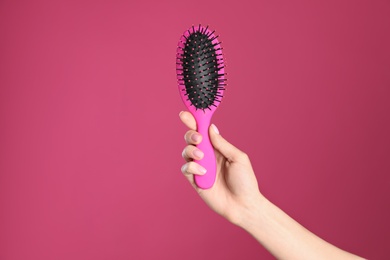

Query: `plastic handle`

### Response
(194, 115, 216, 189)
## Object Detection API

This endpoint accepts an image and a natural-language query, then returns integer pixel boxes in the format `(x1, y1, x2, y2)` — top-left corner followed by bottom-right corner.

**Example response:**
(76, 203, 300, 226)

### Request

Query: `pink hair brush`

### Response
(176, 25, 226, 189)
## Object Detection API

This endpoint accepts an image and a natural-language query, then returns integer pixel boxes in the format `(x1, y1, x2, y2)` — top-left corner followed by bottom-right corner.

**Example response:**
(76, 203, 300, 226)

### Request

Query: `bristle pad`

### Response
(181, 31, 223, 110)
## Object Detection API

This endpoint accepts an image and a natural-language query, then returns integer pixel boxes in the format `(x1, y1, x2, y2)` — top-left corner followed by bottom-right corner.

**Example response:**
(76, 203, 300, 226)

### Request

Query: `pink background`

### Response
(1, 0, 389, 259)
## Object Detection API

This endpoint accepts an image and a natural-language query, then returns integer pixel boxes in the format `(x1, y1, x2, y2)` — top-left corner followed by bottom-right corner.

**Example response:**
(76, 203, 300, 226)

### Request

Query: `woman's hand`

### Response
(179, 111, 264, 226)
(180, 111, 364, 260)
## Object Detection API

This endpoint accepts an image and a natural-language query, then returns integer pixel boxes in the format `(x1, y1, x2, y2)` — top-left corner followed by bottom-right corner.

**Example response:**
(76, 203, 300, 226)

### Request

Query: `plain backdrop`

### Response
(1, 0, 389, 259)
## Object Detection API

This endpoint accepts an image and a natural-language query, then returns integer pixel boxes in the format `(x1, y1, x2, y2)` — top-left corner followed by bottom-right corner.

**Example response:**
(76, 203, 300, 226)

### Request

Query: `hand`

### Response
(179, 111, 364, 260)
(179, 111, 264, 225)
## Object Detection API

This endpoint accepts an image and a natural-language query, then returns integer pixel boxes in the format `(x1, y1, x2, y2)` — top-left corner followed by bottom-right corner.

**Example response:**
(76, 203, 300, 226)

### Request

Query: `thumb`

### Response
(209, 124, 246, 162)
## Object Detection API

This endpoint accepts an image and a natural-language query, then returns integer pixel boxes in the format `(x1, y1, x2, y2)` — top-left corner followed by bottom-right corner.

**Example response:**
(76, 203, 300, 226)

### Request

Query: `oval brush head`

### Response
(177, 25, 226, 111)
(176, 25, 226, 189)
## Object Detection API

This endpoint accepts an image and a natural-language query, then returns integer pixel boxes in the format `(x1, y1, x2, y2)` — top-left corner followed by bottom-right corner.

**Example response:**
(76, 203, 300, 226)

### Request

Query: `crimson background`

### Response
(1, 0, 389, 259)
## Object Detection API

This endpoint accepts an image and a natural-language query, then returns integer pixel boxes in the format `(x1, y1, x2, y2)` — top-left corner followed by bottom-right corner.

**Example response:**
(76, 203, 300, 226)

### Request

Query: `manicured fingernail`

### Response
(193, 149, 204, 159)
(197, 165, 207, 174)
(211, 124, 219, 134)
(181, 164, 187, 173)
(191, 134, 201, 142)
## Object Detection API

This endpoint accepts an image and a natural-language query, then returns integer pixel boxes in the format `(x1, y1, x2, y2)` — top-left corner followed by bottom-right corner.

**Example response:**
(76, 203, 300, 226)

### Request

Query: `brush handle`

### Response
(194, 115, 216, 189)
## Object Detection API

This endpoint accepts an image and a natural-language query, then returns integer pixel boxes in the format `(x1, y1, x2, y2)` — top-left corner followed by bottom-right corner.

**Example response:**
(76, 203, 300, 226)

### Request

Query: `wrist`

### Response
(236, 193, 270, 231)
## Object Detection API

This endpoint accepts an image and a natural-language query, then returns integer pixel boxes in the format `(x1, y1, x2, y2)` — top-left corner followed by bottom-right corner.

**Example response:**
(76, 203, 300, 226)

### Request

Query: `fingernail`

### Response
(197, 165, 207, 174)
(212, 124, 219, 134)
(181, 164, 187, 173)
(179, 111, 184, 117)
(191, 134, 201, 142)
(193, 149, 204, 159)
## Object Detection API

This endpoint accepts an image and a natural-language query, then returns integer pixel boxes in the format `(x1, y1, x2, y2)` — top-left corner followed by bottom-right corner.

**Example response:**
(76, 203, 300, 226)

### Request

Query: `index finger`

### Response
(179, 111, 197, 130)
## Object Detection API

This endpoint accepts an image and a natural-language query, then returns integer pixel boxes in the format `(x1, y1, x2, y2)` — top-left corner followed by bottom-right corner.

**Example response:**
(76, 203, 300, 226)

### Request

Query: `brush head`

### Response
(176, 25, 226, 112)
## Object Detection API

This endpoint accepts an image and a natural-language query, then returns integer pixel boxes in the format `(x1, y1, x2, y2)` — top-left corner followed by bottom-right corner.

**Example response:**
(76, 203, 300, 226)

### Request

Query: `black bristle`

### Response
(178, 26, 225, 110)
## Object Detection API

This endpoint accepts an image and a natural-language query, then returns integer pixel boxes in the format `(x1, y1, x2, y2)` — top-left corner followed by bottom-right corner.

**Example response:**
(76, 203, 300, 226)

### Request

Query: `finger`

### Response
(184, 130, 202, 145)
(181, 161, 207, 177)
(181, 162, 207, 189)
(179, 111, 196, 130)
(209, 124, 247, 162)
(182, 145, 204, 162)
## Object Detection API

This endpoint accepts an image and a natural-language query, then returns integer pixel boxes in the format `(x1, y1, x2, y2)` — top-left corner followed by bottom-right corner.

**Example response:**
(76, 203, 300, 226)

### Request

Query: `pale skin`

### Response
(180, 111, 364, 260)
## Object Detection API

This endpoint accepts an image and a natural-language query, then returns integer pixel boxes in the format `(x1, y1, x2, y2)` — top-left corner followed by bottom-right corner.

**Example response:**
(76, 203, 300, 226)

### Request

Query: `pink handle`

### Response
(194, 114, 216, 189)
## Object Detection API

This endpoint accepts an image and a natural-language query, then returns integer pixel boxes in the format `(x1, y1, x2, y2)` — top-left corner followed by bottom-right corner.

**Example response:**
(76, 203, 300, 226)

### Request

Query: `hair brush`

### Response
(176, 25, 226, 189)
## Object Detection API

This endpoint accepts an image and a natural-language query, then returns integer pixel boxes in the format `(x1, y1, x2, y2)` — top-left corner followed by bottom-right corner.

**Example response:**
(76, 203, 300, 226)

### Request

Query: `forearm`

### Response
(239, 196, 364, 260)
